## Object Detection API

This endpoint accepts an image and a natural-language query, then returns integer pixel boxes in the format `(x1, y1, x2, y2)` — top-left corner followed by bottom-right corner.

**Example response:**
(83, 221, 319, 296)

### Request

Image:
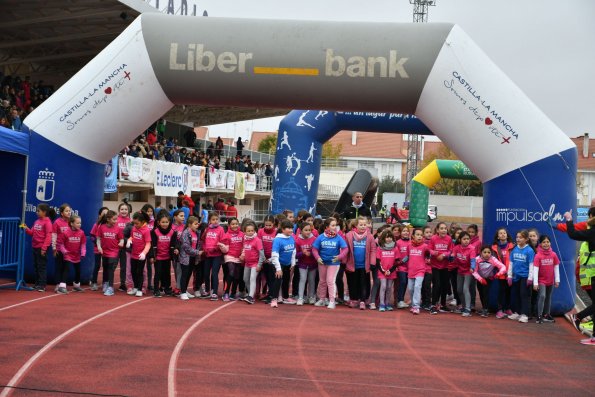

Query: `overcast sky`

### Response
(150, 0, 595, 140)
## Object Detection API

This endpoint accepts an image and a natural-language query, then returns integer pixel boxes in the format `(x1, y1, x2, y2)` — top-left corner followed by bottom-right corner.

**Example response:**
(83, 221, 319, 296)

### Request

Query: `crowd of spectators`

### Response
(0, 74, 54, 131)
(121, 126, 274, 183)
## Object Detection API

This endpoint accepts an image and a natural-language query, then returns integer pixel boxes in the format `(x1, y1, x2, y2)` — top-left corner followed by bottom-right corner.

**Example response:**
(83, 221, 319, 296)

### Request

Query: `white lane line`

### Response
(0, 297, 151, 397)
(168, 302, 236, 397)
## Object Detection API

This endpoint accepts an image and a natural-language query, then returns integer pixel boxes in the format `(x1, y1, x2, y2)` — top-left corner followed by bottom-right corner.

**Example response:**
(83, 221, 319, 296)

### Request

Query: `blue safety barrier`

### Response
(0, 218, 28, 291)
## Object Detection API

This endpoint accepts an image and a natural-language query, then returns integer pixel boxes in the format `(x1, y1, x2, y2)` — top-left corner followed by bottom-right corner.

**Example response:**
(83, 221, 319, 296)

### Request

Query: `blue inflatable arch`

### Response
(18, 14, 576, 313)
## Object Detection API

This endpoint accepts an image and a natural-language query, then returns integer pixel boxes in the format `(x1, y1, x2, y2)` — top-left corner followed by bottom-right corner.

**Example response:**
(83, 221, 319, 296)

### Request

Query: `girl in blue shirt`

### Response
(270, 220, 296, 308)
(507, 230, 535, 323)
(312, 217, 348, 309)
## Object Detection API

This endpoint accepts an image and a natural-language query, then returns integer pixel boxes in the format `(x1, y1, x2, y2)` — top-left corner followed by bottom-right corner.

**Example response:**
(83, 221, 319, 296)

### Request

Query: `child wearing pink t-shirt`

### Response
(532, 235, 560, 324)
(127, 212, 152, 297)
(376, 229, 399, 312)
(241, 221, 264, 304)
(405, 228, 430, 315)
(58, 215, 87, 294)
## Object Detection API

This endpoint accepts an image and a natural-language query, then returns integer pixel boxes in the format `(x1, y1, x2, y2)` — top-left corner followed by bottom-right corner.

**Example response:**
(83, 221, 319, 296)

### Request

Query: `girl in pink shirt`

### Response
(395, 225, 411, 309)
(532, 235, 560, 324)
(472, 245, 506, 318)
(452, 232, 476, 316)
(171, 209, 186, 296)
(241, 221, 264, 304)
(257, 215, 277, 300)
(96, 210, 124, 296)
(295, 222, 318, 306)
(141, 204, 156, 292)
(421, 226, 434, 310)
(24, 203, 55, 292)
(151, 211, 178, 298)
(127, 211, 152, 297)
(116, 202, 131, 292)
(90, 207, 108, 291)
(429, 222, 454, 314)
(202, 212, 225, 300)
(376, 229, 399, 312)
(58, 215, 87, 294)
(52, 203, 71, 292)
(220, 217, 245, 301)
(406, 228, 430, 314)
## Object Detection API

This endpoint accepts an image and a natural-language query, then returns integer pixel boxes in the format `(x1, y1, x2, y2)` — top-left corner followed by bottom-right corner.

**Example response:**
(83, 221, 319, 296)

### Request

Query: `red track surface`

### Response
(1, 275, 594, 397)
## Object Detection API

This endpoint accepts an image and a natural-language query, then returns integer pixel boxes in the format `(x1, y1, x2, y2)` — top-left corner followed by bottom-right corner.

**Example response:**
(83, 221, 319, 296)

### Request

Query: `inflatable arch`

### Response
(409, 159, 477, 227)
(18, 13, 576, 313)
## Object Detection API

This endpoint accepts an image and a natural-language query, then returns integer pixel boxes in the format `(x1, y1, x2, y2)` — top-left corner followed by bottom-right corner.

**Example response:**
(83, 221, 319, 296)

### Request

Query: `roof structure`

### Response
(0, 0, 287, 126)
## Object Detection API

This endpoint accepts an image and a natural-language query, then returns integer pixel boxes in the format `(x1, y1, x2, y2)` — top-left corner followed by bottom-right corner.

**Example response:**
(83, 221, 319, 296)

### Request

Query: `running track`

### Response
(1, 280, 593, 396)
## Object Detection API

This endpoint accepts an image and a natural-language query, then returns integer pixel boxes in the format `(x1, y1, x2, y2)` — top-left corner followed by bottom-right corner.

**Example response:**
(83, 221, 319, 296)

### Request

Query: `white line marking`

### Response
(168, 302, 235, 397)
(0, 286, 92, 313)
(0, 297, 150, 397)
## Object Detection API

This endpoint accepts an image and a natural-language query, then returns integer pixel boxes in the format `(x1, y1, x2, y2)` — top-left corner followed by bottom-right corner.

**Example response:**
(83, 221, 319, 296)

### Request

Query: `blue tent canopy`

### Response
(0, 126, 29, 156)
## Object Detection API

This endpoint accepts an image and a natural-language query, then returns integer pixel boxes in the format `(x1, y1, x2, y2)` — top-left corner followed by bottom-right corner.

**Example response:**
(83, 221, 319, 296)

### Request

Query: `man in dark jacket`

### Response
(342, 192, 371, 221)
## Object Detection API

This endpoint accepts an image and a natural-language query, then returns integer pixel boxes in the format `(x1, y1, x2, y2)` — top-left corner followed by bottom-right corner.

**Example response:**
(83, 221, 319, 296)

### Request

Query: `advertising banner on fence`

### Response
(209, 168, 227, 189)
(246, 173, 256, 192)
(234, 172, 245, 200)
(118, 156, 154, 183)
(154, 160, 190, 197)
(226, 170, 235, 190)
(190, 166, 206, 192)
(104, 155, 118, 193)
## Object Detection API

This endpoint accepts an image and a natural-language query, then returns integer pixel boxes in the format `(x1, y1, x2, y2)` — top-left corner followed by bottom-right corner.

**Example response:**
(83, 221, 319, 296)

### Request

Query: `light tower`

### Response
(404, 0, 436, 201)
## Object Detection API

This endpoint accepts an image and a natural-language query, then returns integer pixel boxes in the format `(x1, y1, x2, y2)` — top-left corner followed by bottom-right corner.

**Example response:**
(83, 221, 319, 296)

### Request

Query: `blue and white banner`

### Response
(154, 160, 190, 197)
(104, 155, 118, 193)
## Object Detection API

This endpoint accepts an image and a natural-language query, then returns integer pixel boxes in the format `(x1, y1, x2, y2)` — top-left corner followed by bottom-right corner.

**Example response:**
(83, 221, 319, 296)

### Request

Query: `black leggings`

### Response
(497, 279, 511, 311)
(267, 264, 282, 300)
(154, 259, 172, 291)
(225, 262, 244, 295)
(103, 257, 118, 287)
(577, 276, 595, 321)
(422, 272, 432, 307)
(336, 264, 346, 300)
(477, 279, 493, 310)
(180, 264, 192, 293)
(449, 269, 459, 302)
(431, 268, 449, 306)
(281, 266, 292, 299)
(63, 261, 81, 284)
(130, 258, 146, 290)
(346, 268, 368, 302)
(92, 253, 104, 284)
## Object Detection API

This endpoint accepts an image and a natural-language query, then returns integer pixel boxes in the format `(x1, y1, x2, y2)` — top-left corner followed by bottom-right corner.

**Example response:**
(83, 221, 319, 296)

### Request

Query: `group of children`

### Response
(24, 203, 560, 323)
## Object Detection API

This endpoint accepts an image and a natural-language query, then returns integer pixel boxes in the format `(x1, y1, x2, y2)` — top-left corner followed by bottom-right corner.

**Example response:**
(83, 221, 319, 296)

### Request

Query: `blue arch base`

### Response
(271, 111, 432, 215)
(22, 128, 104, 285)
(484, 147, 577, 315)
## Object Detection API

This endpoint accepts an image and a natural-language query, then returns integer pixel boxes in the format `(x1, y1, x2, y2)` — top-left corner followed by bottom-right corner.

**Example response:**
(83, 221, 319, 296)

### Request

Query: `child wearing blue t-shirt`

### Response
(507, 230, 535, 323)
(270, 220, 296, 308)
(312, 217, 348, 309)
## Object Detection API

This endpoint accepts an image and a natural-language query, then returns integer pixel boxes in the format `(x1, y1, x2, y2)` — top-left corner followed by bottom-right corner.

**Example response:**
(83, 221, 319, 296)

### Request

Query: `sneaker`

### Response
(369, 303, 377, 310)
(308, 297, 316, 305)
(480, 310, 488, 318)
(229, 293, 238, 301)
(422, 305, 432, 312)
(327, 301, 336, 309)
(580, 337, 595, 345)
(496, 310, 506, 319)
(245, 296, 255, 304)
(430, 306, 438, 315)
(57, 287, 68, 294)
(462, 310, 471, 317)
(127, 288, 137, 295)
(508, 313, 520, 320)
(412, 307, 420, 315)
(335, 298, 344, 305)
(359, 301, 366, 310)
(73, 283, 84, 292)
(386, 305, 394, 311)
(518, 314, 529, 323)
(210, 294, 218, 301)
(222, 293, 230, 302)
(439, 306, 451, 313)
(36, 286, 45, 292)
(397, 301, 409, 309)
(570, 314, 582, 331)
(186, 292, 195, 299)
(104, 287, 114, 296)
(283, 297, 297, 305)
(543, 314, 555, 323)
(135, 290, 143, 297)
(505, 309, 513, 316)
(103, 283, 109, 293)
(296, 298, 304, 306)
(536, 317, 543, 324)
(164, 288, 173, 297)
(314, 299, 326, 307)
(379, 305, 386, 312)
(91, 283, 98, 291)
(180, 293, 189, 300)
(200, 292, 210, 299)
(453, 307, 463, 314)
(194, 290, 202, 298)
(270, 299, 278, 308)
(118, 285, 127, 292)
(448, 299, 457, 306)
(153, 289, 161, 298)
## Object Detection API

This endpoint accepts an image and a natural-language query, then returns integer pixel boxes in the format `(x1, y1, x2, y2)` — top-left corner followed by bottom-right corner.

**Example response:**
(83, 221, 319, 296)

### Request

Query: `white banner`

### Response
(190, 166, 206, 192)
(246, 173, 256, 192)
(154, 160, 190, 197)
(208, 168, 227, 189)
(141, 158, 155, 183)
(225, 170, 235, 190)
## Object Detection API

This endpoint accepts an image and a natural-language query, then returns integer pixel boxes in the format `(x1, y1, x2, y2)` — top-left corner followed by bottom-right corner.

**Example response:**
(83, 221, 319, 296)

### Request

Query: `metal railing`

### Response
(0, 218, 27, 291)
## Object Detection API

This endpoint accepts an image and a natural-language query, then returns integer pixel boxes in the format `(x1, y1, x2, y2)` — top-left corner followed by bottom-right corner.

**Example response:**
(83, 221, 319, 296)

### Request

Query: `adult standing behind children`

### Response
(342, 192, 371, 221)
